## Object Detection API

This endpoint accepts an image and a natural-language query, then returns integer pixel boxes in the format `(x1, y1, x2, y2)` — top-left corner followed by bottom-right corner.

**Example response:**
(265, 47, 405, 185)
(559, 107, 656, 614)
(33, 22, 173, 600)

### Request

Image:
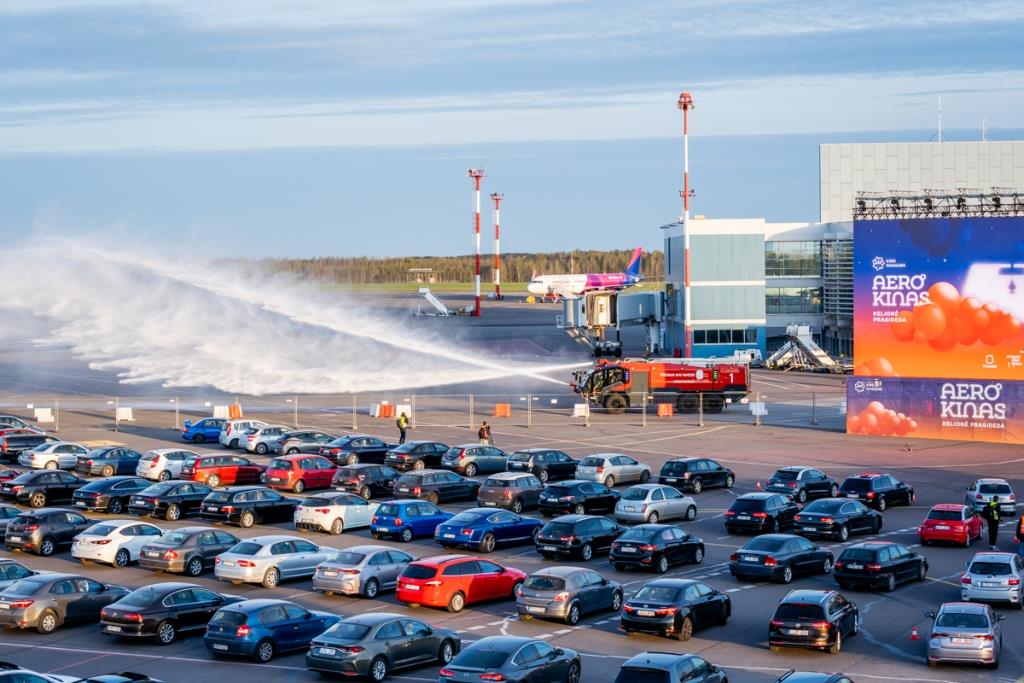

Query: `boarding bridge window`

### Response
(694, 329, 757, 345)
(765, 241, 822, 277)
(766, 287, 823, 314)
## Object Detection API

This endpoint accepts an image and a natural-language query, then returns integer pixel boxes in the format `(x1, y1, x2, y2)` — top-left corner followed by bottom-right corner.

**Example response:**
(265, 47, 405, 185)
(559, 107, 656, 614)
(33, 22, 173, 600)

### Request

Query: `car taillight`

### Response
(752, 512, 768, 518)
(222, 506, 236, 514)
(596, 466, 604, 473)
(786, 482, 797, 488)
(930, 632, 950, 639)
(552, 592, 569, 602)
(424, 580, 443, 586)
(227, 425, 233, 434)
(461, 529, 474, 536)
(514, 585, 523, 597)
(148, 498, 158, 504)
(458, 451, 466, 460)
(820, 517, 833, 524)
(961, 575, 972, 584)
(340, 569, 360, 575)
(976, 494, 984, 500)
(235, 624, 250, 637)
(413, 487, 421, 496)
(123, 612, 143, 623)
(439, 669, 454, 678)
(339, 645, 364, 653)
(683, 472, 691, 480)
(559, 535, 575, 542)
(867, 563, 882, 571)
(393, 518, 402, 526)
(976, 634, 995, 641)
(623, 605, 636, 613)
(371, 516, 378, 523)
(163, 550, 178, 560)
(866, 492, 876, 499)
(7, 600, 32, 609)
(504, 488, 512, 499)
(812, 621, 831, 630)
(764, 557, 778, 567)
(639, 544, 656, 552)
(654, 607, 677, 616)
(86, 460, 93, 466)
(558, 496, 573, 502)
(724, 510, 735, 517)
(92, 539, 111, 545)
(730, 553, 738, 561)
(480, 674, 505, 682)
(835, 561, 844, 570)
(794, 515, 803, 522)
(11, 486, 24, 493)
(770, 619, 784, 627)
(237, 560, 255, 567)
(1010, 578, 1021, 586)
(315, 508, 331, 514)
(148, 461, 158, 468)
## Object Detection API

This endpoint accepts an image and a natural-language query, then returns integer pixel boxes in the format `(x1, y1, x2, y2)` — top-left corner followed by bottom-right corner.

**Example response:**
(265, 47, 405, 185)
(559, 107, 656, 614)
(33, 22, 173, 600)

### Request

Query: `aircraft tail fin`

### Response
(625, 247, 642, 279)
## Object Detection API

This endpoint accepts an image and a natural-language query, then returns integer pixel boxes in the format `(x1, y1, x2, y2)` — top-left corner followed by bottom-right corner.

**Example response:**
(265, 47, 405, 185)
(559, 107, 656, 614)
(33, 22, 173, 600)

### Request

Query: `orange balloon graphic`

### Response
(979, 320, 1003, 346)
(912, 303, 947, 341)
(928, 325, 957, 351)
(928, 282, 961, 316)
(866, 401, 886, 416)
(891, 310, 916, 342)
(970, 306, 991, 333)
(865, 357, 895, 376)
(860, 412, 879, 434)
(949, 315, 978, 346)
(848, 414, 861, 434)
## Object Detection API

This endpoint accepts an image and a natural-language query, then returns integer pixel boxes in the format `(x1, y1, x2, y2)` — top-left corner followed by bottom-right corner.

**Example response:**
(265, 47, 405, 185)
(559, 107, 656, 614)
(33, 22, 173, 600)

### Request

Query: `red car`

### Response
(396, 554, 526, 613)
(919, 503, 984, 547)
(0, 468, 21, 482)
(180, 454, 264, 488)
(262, 454, 336, 493)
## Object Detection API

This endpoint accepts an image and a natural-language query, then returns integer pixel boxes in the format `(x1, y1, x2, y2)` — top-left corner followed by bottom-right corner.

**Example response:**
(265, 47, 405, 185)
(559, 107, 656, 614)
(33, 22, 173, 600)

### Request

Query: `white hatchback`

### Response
(71, 520, 164, 567)
(219, 419, 269, 449)
(135, 448, 201, 481)
(293, 491, 380, 535)
(18, 442, 90, 470)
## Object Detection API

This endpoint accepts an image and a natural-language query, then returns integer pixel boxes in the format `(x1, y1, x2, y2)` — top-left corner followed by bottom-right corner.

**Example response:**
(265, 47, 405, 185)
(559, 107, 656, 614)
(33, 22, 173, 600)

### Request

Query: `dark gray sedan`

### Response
(0, 573, 129, 633)
(439, 636, 580, 683)
(138, 526, 240, 577)
(515, 566, 623, 625)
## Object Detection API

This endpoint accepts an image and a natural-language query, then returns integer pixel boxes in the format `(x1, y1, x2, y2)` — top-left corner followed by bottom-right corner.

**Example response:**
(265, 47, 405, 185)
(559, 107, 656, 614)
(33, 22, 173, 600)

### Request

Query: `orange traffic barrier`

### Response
(657, 403, 674, 417)
(493, 403, 512, 418)
(378, 404, 395, 418)
(228, 404, 243, 419)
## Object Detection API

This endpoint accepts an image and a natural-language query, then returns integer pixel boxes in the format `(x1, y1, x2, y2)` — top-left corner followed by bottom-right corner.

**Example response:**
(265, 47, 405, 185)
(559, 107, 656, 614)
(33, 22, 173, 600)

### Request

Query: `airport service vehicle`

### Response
(218, 419, 268, 450)
(794, 498, 882, 542)
(610, 524, 704, 573)
(477, 472, 544, 512)
(960, 551, 1024, 608)
(838, 472, 914, 511)
(729, 534, 833, 584)
(572, 358, 750, 414)
(4, 508, 90, 556)
(181, 454, 264, 488)
(199, 486, 298, 528)
(242, 424, 289, 455)
(18, 441, 88, 470)
(383, 441, 449, 472)
(615, 484, 697, 524)
(393, 469, 480, 504)
(440, 636, 580, 683)
(766, 467, 838, 503)
(0, 434, 56, 462)
(100, 582, 243, 645)
(180, 417, 226, 444)
(435, 508, 542, 553)
(515, 566, 622, 625)
(312, 545, 413, 598)
(0, 506, 19, 542)
(72, 520, 163, 567)
(440, 444, 507, 476)
(139, 526, 239, 577)
(396, 555, 525, 613)
(615, 653, 727, 683)
(204, 598, 339, 663)
(919, 504, 984, 546)
(926, 601, 1003, 668)
(75, 448, 143, 478)
(72, 476, 149, 514)
(274, 430, 337, 455)
(129, 481, 213, 521)
(135, 449, 199, 482)
(263, 454, 336, 493)
(724, 493, 800, 534)
(370, 500, 451, 542)
(293, 491, 379, 535)
(769, 590, 859, 654)
(658, 457, 735, 493)
(834, 541, 927, 591)
(535, 514, 622, 561)
(0, 559, 36, 590)
(506, 449, 578, 483)
(215, 535, 332, 588)
(539, 480, 619, 517)
(331, 464, 398, 499)
(528, 246, 643, 299)
(306, 613, 460, 681)
(965, 478, 1016, 515)
(0, 573, 128, 634)
(621, 579, 730, 641)
(576, 454, 651, 488)
(0, 470, 86, 508)
(319, 435, 396, 465)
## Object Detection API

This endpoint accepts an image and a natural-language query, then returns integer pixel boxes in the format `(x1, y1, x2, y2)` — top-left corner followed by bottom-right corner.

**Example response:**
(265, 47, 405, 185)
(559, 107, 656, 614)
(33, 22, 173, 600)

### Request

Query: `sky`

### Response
(1, 0, 1023, 259)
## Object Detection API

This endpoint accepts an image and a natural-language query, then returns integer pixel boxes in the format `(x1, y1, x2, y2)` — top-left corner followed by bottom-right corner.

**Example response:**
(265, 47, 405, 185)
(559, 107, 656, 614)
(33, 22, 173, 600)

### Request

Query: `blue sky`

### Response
(1, 0, 1023, 259)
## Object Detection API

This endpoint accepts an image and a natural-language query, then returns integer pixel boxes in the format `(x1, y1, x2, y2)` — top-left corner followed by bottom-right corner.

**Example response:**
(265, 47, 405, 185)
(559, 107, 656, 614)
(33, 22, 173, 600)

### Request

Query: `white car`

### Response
(17, 441, 89, 470)
(219, 419, 268, 449)
(294, 491, 380, 535)
(244, 424, 291, 455)
(135, 448, 200, 481)
(71, 519, 163, 567)
(575, 453, 652, 488)
(0, 665, 76, 683)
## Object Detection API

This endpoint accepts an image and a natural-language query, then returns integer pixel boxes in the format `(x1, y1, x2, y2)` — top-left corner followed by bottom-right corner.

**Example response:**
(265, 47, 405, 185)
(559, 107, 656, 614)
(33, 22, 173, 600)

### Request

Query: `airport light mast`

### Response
(678, 92, 695, 357)
(491, 192, 503, 300)
(468, 168, 486, 316)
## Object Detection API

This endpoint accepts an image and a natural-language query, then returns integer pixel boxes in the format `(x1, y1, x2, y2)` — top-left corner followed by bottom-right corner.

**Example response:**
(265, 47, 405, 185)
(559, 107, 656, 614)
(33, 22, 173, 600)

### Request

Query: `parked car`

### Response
(506, 449, 578, 483)
(477, 472, 544, 513)
(621, 578, 730, 641)
(838, 472, 914, 511)
(319, 435, 396, 465)
(724, 493, 800, 535)
(834, 541, 928, 591)
(0, 415, 42, 434)
(181, 454, 265, 488)
(138, 526, 239, 577)
(0, 662, 75, 683)
(536, 514, 622, 561)
(312, 545, 414, 599)
(0, 434, 57, 462)
(383, 441, 449, 472)
(18, 441, 88, 470)
(396, 555, 525, 613)
(129, 481, 213, 521)
(204, 598, 339, 663)
(394, 469, 480, 504)
(793, 498, 882, 542)
(615, 484, 697, 524)
(275, 430, 337, 455)
(75, 447, 143, 477)
(5, 508, 91, 556)
(72, 519, 164, 567)
(440, 444, 507, 476)
(575, 453, 651, 488)
(263, 454, 336, 493)
(773, 674, 853, 683)
(331, 464, 398, 499)
(610, 524, 704, 573)
(435, 508, 543, 553)
(919, 504, 984, 547)
(199, 485, 298, 528)
(370, 500, 452, 543)
(538, 480, 619, 517)
(960, 551, 1024, 608)
(926, 601, 1003, 668)
(215, 535, 333, 588)
(72, 476, 149, 514)
(965, 478, 1016, 516)
(242, 424, 290, 455)
(765, 467, 838, 504)
(0, 505, 24, 541)
(729, 534, 833, 584)
(181, 417, 227, 444)
(658, 457, 735, 494)
(768, 589, 859, 654)
(0, 558, 37, 590)
(135, 449, 199, 482)
(293, 491, 379, 535)
(0, 468, 21, 483)
(440, 636, 579, 683)
(100, 582, 243, 645)
(615, 653, 727, 683)
(0, 573, 128, 634)
(515, 566, 622, 625)
(306, 612, 460, 681)
(218, 419, 269, 450)
(0, 469, 87, 508)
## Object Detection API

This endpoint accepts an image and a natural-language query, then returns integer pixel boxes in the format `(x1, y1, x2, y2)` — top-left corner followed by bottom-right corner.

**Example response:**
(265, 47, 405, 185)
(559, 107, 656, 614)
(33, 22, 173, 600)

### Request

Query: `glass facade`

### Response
(765, 240, 822, 277)
(765, 287, 823, 314)
(694, 329, 758, 345)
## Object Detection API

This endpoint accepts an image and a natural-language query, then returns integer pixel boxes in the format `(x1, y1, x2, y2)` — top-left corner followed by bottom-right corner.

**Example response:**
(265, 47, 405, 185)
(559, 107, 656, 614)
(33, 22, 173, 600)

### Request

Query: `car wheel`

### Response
(165, 504, 181, 521)
(797, 489, 808, 504)
(286, 448, 298, 455)
(413, 459, 425, 471)
(780, 566, 793, 584)
(262, 567, 280, 589)
(677, 616, 693, 641)
(186, 557, 204, 577)
(368, 656, 388, 682)
(425, 492, 439, 505)
(438, 639, 455, 664)
(531, 527, 540, 543)
(837, 525, 849, 542)
(691, 479, 703, 495)
(480, 533, 496, 553)
(44, 460, 58, 470)
(685, 505, 697, 522)
(329, 518, 344, 535)
(292, 479, 305, 494)
(511, 498, 523, 514)
(829, 630, 842, 655)
(101, 465, 115, 477)
(255, 443, 268, 455)
(114, 548, 131, 567)
(877, 497, 887, 512)
(917, 563, 927, 582)
(358, 485, 371, 499)
(39, 536, 56, 556)
(192, 434, 205, 443)
(580, 543, 593, 561)
(240, 511, 255, 528)
(604, 475, 615, 488)
(639, 470, 650, 483)
(37, 609, 59, 634)
(447, 591, 466, 613)
(725, 474, 735, 488)
(566, 661, 581, 683)
(363, 577, 380, 599)
(884, 574, 897, 592)
(29, 492, 46, 508)
(852, 616, 860, 635)
(158, 469, 171, 482)
(646, 510, 660, 524)
(573, 504, 586, 515)
(561, 601, 581, 626)
(254, 639, 274, 663)
(822, 558, 833, 574)
(656, 555, 669, 574)
(400, 527, 413, 543)
(610, 590, 623, 611)
(464, 463, 478, 477)
(207, 475, 221, 488)
(108, 497, 124, 514)
(538, 469, 549, 483)
(156, 620, 176, 645)
(693, 547, 704, 564)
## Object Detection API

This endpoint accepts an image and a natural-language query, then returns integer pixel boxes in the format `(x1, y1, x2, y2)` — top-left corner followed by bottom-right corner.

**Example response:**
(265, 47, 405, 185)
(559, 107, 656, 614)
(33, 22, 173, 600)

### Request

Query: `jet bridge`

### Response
(557, 290, 665, 357)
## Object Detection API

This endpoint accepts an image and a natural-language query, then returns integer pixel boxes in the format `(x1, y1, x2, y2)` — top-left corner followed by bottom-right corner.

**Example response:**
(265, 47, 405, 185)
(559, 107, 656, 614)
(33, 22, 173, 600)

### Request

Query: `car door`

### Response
(343, 494, 372, 527)
(844, 502, 871, 533)
(195, 530, 220, 566)
(489, 510, 518, 543)
(380, 550, 413, 589)
(484, 446, 506, 473)
(130, 524, 163, 558)
(400, 618, 437, 664)
(52, 578, 86, 621)
(594, 517, 620, 552)
(475, 559, 511, 601)
(164, 588, 200, 630)
(293, 539, 323, 574)
(704, 460, 726, 488)
(581, 570, 611, 613)
(787, 537, 814, 575)
(548, 452, 571, 478)
(189, 587, 224, 629)
(259, 605, 292, 649)
(265, 489, 293, 521)
(374, 619, 412, 667)
(662, 527, 685, 564)
(774, 496, 799, 528)
(270, 541, 299, 578)
(830, 593, 855, 635)
(511, 643, 547, 683)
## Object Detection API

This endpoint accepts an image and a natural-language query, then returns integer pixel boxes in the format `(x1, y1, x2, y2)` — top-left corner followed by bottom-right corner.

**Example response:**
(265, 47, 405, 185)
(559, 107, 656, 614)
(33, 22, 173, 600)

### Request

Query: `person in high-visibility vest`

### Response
(396, 413, 409, 445)
(982, 496, 1002, 549)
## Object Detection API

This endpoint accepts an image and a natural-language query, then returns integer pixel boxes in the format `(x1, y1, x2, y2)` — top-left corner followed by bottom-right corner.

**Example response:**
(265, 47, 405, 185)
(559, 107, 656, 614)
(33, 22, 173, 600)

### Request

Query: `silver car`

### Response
(965, 479, 1016, 516)
(312, 544, 414, 598)
(515, 566, 623, 625)
(927, 601, 1003, 668)
(614, 484, 697, 524)
(961, 551, 1024, 607)
(218, 419, 268, 449)
(135, 448, 199, 481)
(244, 425, 291, 455)
(18, 442, 89, 470)
(575, 453, 651, 488)
(440, 444, 507, 477)
(214, 534, 333, 589)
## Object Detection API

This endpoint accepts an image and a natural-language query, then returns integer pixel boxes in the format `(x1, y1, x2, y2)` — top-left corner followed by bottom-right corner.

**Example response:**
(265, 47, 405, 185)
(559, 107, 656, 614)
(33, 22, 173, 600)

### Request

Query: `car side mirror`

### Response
(925, 610, 935, 619)
(305, 612, 312, 620)
(553, 648, 564, 656)
(998, 614, 1006, 621)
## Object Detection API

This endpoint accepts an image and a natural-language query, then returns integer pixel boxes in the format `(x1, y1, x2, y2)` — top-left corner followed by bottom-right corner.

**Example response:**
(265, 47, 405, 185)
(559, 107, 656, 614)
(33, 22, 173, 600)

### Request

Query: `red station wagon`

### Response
(180, 454, 265, 488)
(395, 554, 526, 613)
(262, 455, 336, 493)
(918, 503, 984, 547)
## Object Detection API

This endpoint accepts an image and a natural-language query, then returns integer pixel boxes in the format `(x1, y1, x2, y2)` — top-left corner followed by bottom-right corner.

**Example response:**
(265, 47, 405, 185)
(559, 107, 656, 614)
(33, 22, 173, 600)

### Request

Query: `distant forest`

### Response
(263, 249, 665, 284)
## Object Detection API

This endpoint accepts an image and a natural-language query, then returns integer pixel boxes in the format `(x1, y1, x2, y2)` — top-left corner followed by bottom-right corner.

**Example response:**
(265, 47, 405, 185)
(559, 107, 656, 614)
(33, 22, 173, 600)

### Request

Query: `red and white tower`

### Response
(468, 168, 486, 316)
(677, 92, 695, 357)
(490, 192, 503, 300)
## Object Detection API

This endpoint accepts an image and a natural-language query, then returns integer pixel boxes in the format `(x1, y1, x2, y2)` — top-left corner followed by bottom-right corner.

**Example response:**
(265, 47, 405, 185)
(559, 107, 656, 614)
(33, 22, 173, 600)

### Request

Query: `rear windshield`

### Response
(541, 522, 575, 536)
(329, 551, 365, 565)
(160, 530, 193, 545)
(772, 470, 798, 481)
(544, 486, 572, 497)
(483, 478, 510, 488)
(323, 622, 371, 639)
(927, 509, 962, 521)
(206, 491, 233, 503)
(774, 603, 825, 620)
(633, 585, 680, 602)
(617, 669, 671, 683)
(140, 452, 159, 462)
(936, 612, 989, 629)
(618, 527, 660, 542)
(141, 482, 176, 496)
(580, 456, 605, 467)
(979, 483, 1012, 494)
(841, 479, 871, 492)
(335, 468, 362, 479)
(803, 500, 844, 514)
(401, 565, 437, 580)
(377, 504, 400, 517)
(209, 610, 247, 626)
(449, 511, 485, 525)
(622, 488, 649, 501)
(970, 561, 1012, 576)
(396, 474, 422, 485)
(119, 588, 163, 607)
(228, 542, 262, 556)
(839, 549, 876, 562)
(86, 524, 118, 537)
(267, 459, 291, 470)
(3, 580, 45, 596)
(524, 575, 565, 591)
(730, 499, 766, 512)
(452, 650, 509, 669)
(508, 452, 531, 463)
(301, 497, 334, 507)
(743, 537, 785, 552)
(660, 461, 690, 474)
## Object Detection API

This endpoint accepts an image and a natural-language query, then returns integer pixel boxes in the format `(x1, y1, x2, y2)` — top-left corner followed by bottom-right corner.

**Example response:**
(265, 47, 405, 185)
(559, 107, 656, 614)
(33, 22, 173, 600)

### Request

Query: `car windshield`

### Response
(159, 531, 192, 545)
(839, 549, 877, 562)
(660, 461, 690, 474)
(969, 561, 1012, 576)
(936, 612, 989, 629)
(508, 452, 531, 463)
(85, 524, 118, 537)
(376, 504, 399, 517)
(730, 499, 766, 512)
(619, 527, 660, 542)
(541, 522, 575, 536)
(209, 610, 247, 626)
(323, 622, 371, 639)
(803, 500, 845, 514)
(119, 588, 164, 607)
(772, 470, 798, 481)
(775, 603, 825, 620)
(2, 580, 45, 596)
(841, 479, 872, 492)
(452, 650, 509, 669)
(524, 575, 566, 591)
(402, 565, 437, 580)
(743, 537, 786, 552)
(621, 488, 649, 501)
(633, 585, 680, 602)
(580, 456, 605, 467)
(205, 491, 233, 503)
(267, 459, 291, 470)
(927, 509, 963, 521)
(228, 542, 263, 556)
(979, 483, 1012, 494)
(617, 669, 671, 683)
(329, 551, 365, 565)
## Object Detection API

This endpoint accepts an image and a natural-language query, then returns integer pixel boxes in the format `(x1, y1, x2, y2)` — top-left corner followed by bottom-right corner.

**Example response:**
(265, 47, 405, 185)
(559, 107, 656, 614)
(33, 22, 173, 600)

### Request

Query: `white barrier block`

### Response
(572, 404, 590, 417)
(34, 408, 54, 423)
(213, 405, 230, 419)
(749, 402, 767, 416)
(116, 407, 135, 422)
(838, 398, 848, 416)
(370, 404, 381, 418)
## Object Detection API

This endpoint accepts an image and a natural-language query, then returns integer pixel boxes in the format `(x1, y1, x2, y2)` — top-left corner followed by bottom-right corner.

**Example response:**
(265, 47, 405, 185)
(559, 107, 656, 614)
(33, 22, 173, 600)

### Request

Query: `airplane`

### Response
(527, 247, 643, 299)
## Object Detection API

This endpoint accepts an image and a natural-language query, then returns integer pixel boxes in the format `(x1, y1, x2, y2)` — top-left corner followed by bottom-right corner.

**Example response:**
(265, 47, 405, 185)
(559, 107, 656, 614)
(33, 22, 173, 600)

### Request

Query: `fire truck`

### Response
(571, 358, 751, 414)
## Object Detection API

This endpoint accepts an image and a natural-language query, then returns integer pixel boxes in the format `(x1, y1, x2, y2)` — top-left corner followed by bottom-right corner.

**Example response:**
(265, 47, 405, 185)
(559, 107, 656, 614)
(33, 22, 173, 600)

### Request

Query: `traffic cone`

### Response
(910, 626, 919, 641)
(755, 481, 762, 491)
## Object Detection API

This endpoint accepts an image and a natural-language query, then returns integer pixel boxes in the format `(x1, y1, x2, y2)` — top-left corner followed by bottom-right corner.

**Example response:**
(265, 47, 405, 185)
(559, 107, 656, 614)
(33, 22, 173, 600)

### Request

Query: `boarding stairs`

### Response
(765, 324, 839, 371)
(418, 287, 452, 317)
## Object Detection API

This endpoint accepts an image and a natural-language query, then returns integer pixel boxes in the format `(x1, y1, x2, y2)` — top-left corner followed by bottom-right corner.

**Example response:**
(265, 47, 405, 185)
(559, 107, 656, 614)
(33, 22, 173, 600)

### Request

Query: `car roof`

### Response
(467, 635, 533, 652)
(848, 471, 887, 479)
(483, 472, 533, 480)
(214, 485, 263, 492)
(16, 507, 68, 516)
(776, 466, 806, 472)
(970, 552, 1016, 562)
(148, 449, 190, 455)
(547, 480, 588, 487)
(532, 566, 584, 578)
(748, 534, 800, 543)
(738, 492, 774, 500)
(83, 476, 142, 484)
(513, 448, 552, 454)
(228, 598, 292, 612)
(550, 514, 593, 523)
(412, 554, 473, 566)
(975, 478, 1010, 484)
(342, 544, 395, 555)
(932, 503, 967, 511)
(643, 578, 700, 588)
(666, 457, 700, 463)
(341, 612, 405, 627)
(846, 541, 897, 549)
(622, 652, 693, 669)
(938, 601, 989, 614)
(167, 526, 216, 535)
(459, 507, 503, 516)
(125, 581, 198, 594)
(398, 469, 446, 476)
(81, 519, 158, 530)
(781, 589, 832, 604)
(585, 453, 627, 459)
(338, 463, 379, 470)
(242, 534, 302, 544)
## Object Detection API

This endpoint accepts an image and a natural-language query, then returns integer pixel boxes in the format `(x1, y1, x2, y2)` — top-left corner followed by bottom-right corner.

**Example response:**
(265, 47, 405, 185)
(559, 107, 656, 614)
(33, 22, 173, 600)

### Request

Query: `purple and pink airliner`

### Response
(526, 247, 643, 299)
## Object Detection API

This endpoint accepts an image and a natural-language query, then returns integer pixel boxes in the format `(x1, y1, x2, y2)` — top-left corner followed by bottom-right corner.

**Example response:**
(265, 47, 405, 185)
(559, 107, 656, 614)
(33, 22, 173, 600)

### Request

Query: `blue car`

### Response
(204, 598, 339, 663)
(182, 418, 227, 444)
(370, 500, 452, 543)
(435, 508, 543, 553)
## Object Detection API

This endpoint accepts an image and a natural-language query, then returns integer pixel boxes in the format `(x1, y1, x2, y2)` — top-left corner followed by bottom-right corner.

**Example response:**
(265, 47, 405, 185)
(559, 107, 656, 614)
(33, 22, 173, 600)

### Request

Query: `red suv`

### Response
(396, 554, 525, 613)
(262, 454, 337, 493)
(918, 503, 984, 547)
(180, 454, 264, 488)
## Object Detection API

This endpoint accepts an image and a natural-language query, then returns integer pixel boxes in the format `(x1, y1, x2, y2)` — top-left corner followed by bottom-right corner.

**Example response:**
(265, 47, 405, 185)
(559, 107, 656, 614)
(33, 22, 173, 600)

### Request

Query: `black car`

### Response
(838, 472, 914, 511)
(794, 498, 882, 542)
(477, 472, 545, 513)
(725, 493, 800, 534)
(0, 469, 86, 508)
(129, 481, 214, 521)
(319, 435, 397, 465)
(775, 673, 855, 683)
(331, 464, 398, 499)
(610, 524, 704, 573)
(615, 652, 727, 683)
(658, 457, 735, 494)
(139, 526, 239, 577)
(72, 476, 149, 514)
(535, 514, 622, 561)
(440, 636, 580, 683)
(833, 541, 928, 591)
(769, 589, 859, 654)
(100, 582, 243, 644)
(75, 447, 144, 477)
(393, 469, 480, 504)
(765, 467, 838, 504)
(199, 486, 299, 528)
(621, 578, 730, 641)
(4, 508, 91, 556)
(729, 534, 833, 584)
(0, 572, 129, 634)
(506, 449, 578, 483)
(538, 480, 619, 516)
(0, 433, 57, 461)
(383, 441, 449, 471)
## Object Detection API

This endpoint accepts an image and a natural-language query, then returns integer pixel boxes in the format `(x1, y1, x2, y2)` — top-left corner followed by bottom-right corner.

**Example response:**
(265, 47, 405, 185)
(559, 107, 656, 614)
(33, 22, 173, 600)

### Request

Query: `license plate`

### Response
(527, 606, 545, 614)
(802, 526, 816, 531)
(982, 582, 1000, 588)
(664, 478, 677, 483)
(299, 518, 316, 525)
(847, 494, 858, 498)
(541, 545, 556, 551)
(318, 647, 336, 656)
(624, 506, 636, 512)
(212, 644, 228, 651)
(743, 555, 759, 562)
(935, 525, 950, 530)
(222, 560, 235, 567)
(322, 570, 338, 577)
(620, 547, 637, 553)
(443, 533, 455, 539)
(788, 629, 809, 636)
(398, 487, 409, 492)
(106, 625, 122, 632)
(403, 584, 420, 591)
(951, 637, 973, 645)
(848, 563, 863, 569)
(75, 501, 86, 507)
(482, 502, 495, 506)
(146, 551, 160, 558)
(637, 609, 655, 617)
(6, 536, 20, 542)
(269, 478, 281, 483)
(737, 515, 751, 520)
(207, 506, 219, 512)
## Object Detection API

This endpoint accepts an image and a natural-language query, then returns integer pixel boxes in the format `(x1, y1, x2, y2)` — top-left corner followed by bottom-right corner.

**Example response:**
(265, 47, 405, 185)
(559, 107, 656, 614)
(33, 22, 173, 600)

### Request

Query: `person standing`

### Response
(396, 413, 409, 445)
(1015, 514, 1024, 558)
(982, 495, 1002, 549)
(478, 421, 492, 445)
